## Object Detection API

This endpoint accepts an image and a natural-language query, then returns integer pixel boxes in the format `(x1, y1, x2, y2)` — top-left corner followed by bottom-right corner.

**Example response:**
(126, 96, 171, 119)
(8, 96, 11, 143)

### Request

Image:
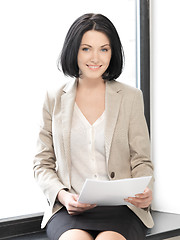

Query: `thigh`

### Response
(47, 206, 147, 240)
(95, 231, 126, 240)
(59, 229, 94, 240)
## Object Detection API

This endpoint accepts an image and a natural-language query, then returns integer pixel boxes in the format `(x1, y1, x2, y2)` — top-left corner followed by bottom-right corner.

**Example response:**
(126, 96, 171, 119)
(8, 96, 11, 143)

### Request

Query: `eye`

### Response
(101, 48, 108, 52)
(82, 47, 89, 52)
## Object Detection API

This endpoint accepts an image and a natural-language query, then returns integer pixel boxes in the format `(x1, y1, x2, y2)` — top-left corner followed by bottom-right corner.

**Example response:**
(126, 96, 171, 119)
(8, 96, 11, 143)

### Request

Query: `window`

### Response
(150, 0, 180, 214)
(0, 0, 137, 219)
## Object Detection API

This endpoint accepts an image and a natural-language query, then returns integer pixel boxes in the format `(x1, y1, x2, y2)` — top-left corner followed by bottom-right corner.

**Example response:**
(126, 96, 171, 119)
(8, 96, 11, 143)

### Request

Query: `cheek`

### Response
(77, 55, 83, 69)
(103, 56, 111, 67)
(103, 52, 112, 64)
(77, 53, 88, 66)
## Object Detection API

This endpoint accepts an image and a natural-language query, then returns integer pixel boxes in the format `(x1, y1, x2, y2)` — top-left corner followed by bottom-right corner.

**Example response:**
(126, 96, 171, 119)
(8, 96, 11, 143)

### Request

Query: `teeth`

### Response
(88, 65, 100, 69)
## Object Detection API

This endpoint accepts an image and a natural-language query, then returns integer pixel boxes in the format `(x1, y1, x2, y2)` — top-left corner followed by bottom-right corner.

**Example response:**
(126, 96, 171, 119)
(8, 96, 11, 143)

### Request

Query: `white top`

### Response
(70, 103, 109, 194)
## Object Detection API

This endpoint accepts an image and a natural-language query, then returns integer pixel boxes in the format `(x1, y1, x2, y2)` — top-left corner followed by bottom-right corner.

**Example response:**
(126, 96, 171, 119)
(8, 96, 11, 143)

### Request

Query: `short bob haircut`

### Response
(58, 13, 124, 81)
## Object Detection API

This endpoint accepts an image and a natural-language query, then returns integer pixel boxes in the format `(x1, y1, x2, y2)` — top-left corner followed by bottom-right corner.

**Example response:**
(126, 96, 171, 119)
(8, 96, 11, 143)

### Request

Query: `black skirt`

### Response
(46, 206, 147, 240)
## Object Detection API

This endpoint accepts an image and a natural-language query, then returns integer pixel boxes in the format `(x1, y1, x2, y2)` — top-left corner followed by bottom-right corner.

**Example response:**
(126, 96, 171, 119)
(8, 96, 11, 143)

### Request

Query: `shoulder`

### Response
(107, 81, 144, 111)
(107, 80, 142, 97)
(43, 79, 75, 112)
(46, 79, 75, 101)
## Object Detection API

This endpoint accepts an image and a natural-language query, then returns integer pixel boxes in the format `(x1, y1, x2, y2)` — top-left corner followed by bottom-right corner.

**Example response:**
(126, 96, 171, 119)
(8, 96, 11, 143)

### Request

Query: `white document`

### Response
(78, 176, 152, 206)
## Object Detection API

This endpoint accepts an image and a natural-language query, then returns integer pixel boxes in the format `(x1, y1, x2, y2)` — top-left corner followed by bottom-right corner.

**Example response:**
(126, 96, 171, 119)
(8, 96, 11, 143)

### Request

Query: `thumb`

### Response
(144, 187, 149, 193)
(73, 194, 79, 202)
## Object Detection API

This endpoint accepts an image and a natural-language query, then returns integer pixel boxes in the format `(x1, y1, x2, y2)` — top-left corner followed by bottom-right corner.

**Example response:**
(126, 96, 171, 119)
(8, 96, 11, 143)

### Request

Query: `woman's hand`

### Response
(57, 189, 96, 215)
(125, 187, 152, 209)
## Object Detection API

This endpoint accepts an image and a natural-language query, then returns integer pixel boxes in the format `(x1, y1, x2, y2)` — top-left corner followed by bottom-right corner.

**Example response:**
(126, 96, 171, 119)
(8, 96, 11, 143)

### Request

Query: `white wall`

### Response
(151, 0, 180, 213)
(0, 0, 136, 219)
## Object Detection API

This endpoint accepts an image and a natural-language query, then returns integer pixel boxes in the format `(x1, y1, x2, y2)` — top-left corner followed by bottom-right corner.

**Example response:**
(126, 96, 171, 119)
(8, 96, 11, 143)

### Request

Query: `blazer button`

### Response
(110, 172, 115, 179)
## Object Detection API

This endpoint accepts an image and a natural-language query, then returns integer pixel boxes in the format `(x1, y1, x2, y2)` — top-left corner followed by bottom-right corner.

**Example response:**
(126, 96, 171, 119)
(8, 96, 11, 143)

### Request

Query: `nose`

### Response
(90, 50, 99, 63)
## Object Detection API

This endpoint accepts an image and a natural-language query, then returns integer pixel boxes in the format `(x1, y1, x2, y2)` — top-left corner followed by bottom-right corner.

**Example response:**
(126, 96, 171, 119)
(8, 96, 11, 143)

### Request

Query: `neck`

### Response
(77, 77, 105, 89)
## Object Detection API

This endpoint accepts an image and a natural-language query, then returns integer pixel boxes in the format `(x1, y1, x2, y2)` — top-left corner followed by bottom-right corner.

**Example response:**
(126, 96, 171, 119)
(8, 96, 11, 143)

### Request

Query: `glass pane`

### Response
(0, 0, 137, 219)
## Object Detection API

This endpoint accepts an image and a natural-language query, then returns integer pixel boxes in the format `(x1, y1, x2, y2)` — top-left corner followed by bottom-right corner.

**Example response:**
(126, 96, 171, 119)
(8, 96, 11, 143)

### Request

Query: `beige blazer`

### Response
(33, 79, 154, 228)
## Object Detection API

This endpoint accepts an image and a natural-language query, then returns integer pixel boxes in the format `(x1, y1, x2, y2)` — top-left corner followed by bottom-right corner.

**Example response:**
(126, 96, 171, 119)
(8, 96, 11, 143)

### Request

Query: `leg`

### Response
(95, 231, 126, 240)
(59, 229, 94, 240)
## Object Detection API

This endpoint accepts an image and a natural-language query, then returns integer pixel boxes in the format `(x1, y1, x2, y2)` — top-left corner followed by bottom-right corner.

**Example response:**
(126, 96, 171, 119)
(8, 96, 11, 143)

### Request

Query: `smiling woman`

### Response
(33, 13, 154, 240)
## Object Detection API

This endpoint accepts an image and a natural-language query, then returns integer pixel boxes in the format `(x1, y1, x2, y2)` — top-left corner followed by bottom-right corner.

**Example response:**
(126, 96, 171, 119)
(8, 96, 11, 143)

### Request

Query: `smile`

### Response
(87, 65, 102, 70)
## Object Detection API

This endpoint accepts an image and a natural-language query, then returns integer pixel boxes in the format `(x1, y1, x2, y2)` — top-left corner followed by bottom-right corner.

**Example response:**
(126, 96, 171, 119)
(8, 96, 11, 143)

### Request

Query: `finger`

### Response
(125, 199, 148, 208)
(125, 195, 152, 208)
(85, 204, 97, 210)
(67, 209, 81, 215)
(67, 203, 96, 215)
(135, 193, 148, 199)
(73, 202, 93, 209)
(76, 203, 96, 211)
(72, 194, 95, 209)
(125, 195, 150, 203)
(134, 194, 152, 203)
(135, 188, 152, 198)
(73, 194, 79, 201)
(77, 199, 97, 209)
(68, 195, 89, 209)
(69, 199, 96, 211)
(66, 204, 85, 214)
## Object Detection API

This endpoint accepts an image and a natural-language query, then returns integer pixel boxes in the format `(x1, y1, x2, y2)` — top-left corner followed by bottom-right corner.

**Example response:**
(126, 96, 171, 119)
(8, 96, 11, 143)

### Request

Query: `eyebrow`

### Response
(81, 44, 111, 48)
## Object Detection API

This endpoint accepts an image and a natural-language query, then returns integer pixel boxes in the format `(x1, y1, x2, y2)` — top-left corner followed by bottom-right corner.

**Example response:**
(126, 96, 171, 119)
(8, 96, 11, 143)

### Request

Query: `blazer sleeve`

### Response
(33, 91, 66, 207)
(128, 90, 154, 192)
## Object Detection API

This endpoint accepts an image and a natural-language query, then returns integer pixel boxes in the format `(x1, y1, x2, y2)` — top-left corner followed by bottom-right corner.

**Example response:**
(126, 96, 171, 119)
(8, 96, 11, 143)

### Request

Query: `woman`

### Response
(33, 13, 154, 240)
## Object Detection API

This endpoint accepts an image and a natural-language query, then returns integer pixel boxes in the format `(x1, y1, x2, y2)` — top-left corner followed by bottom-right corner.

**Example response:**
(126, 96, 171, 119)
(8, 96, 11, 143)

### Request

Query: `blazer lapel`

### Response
(105, 81, 123, 164)
(61, 79, 77, 178)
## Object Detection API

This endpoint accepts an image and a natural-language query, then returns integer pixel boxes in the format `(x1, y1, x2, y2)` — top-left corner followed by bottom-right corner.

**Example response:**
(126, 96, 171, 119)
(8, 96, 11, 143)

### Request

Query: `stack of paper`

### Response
(78, 176, 152, 206)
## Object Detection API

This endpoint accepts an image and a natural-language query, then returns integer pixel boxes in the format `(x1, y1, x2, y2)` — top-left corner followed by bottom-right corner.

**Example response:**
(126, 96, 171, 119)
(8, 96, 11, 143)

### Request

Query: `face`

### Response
(77, 30, 112, 81)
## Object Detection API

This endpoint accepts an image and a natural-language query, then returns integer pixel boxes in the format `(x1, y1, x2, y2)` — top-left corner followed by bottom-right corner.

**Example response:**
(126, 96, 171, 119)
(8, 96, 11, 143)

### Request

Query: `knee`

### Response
(95, 231, 126, 240)
(59, 229, 94, 240)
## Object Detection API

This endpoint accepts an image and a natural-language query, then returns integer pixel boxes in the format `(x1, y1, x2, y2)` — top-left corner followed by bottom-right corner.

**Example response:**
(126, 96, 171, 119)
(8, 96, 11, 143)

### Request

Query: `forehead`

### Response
(81, 30, 110, 45)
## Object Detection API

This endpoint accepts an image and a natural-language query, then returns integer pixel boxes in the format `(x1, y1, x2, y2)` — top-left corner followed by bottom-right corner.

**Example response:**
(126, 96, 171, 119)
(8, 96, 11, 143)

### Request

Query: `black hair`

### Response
(58, 13, 124, 81)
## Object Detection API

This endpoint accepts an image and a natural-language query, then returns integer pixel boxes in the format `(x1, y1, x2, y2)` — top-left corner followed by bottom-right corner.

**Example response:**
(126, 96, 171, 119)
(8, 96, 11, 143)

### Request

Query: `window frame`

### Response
(0, 1, 151, 236)
(139, 0, 151, 134)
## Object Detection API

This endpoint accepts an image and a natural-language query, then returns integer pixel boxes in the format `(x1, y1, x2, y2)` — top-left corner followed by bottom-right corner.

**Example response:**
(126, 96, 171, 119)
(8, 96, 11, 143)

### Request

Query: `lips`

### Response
(86, 65, 102, 70)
